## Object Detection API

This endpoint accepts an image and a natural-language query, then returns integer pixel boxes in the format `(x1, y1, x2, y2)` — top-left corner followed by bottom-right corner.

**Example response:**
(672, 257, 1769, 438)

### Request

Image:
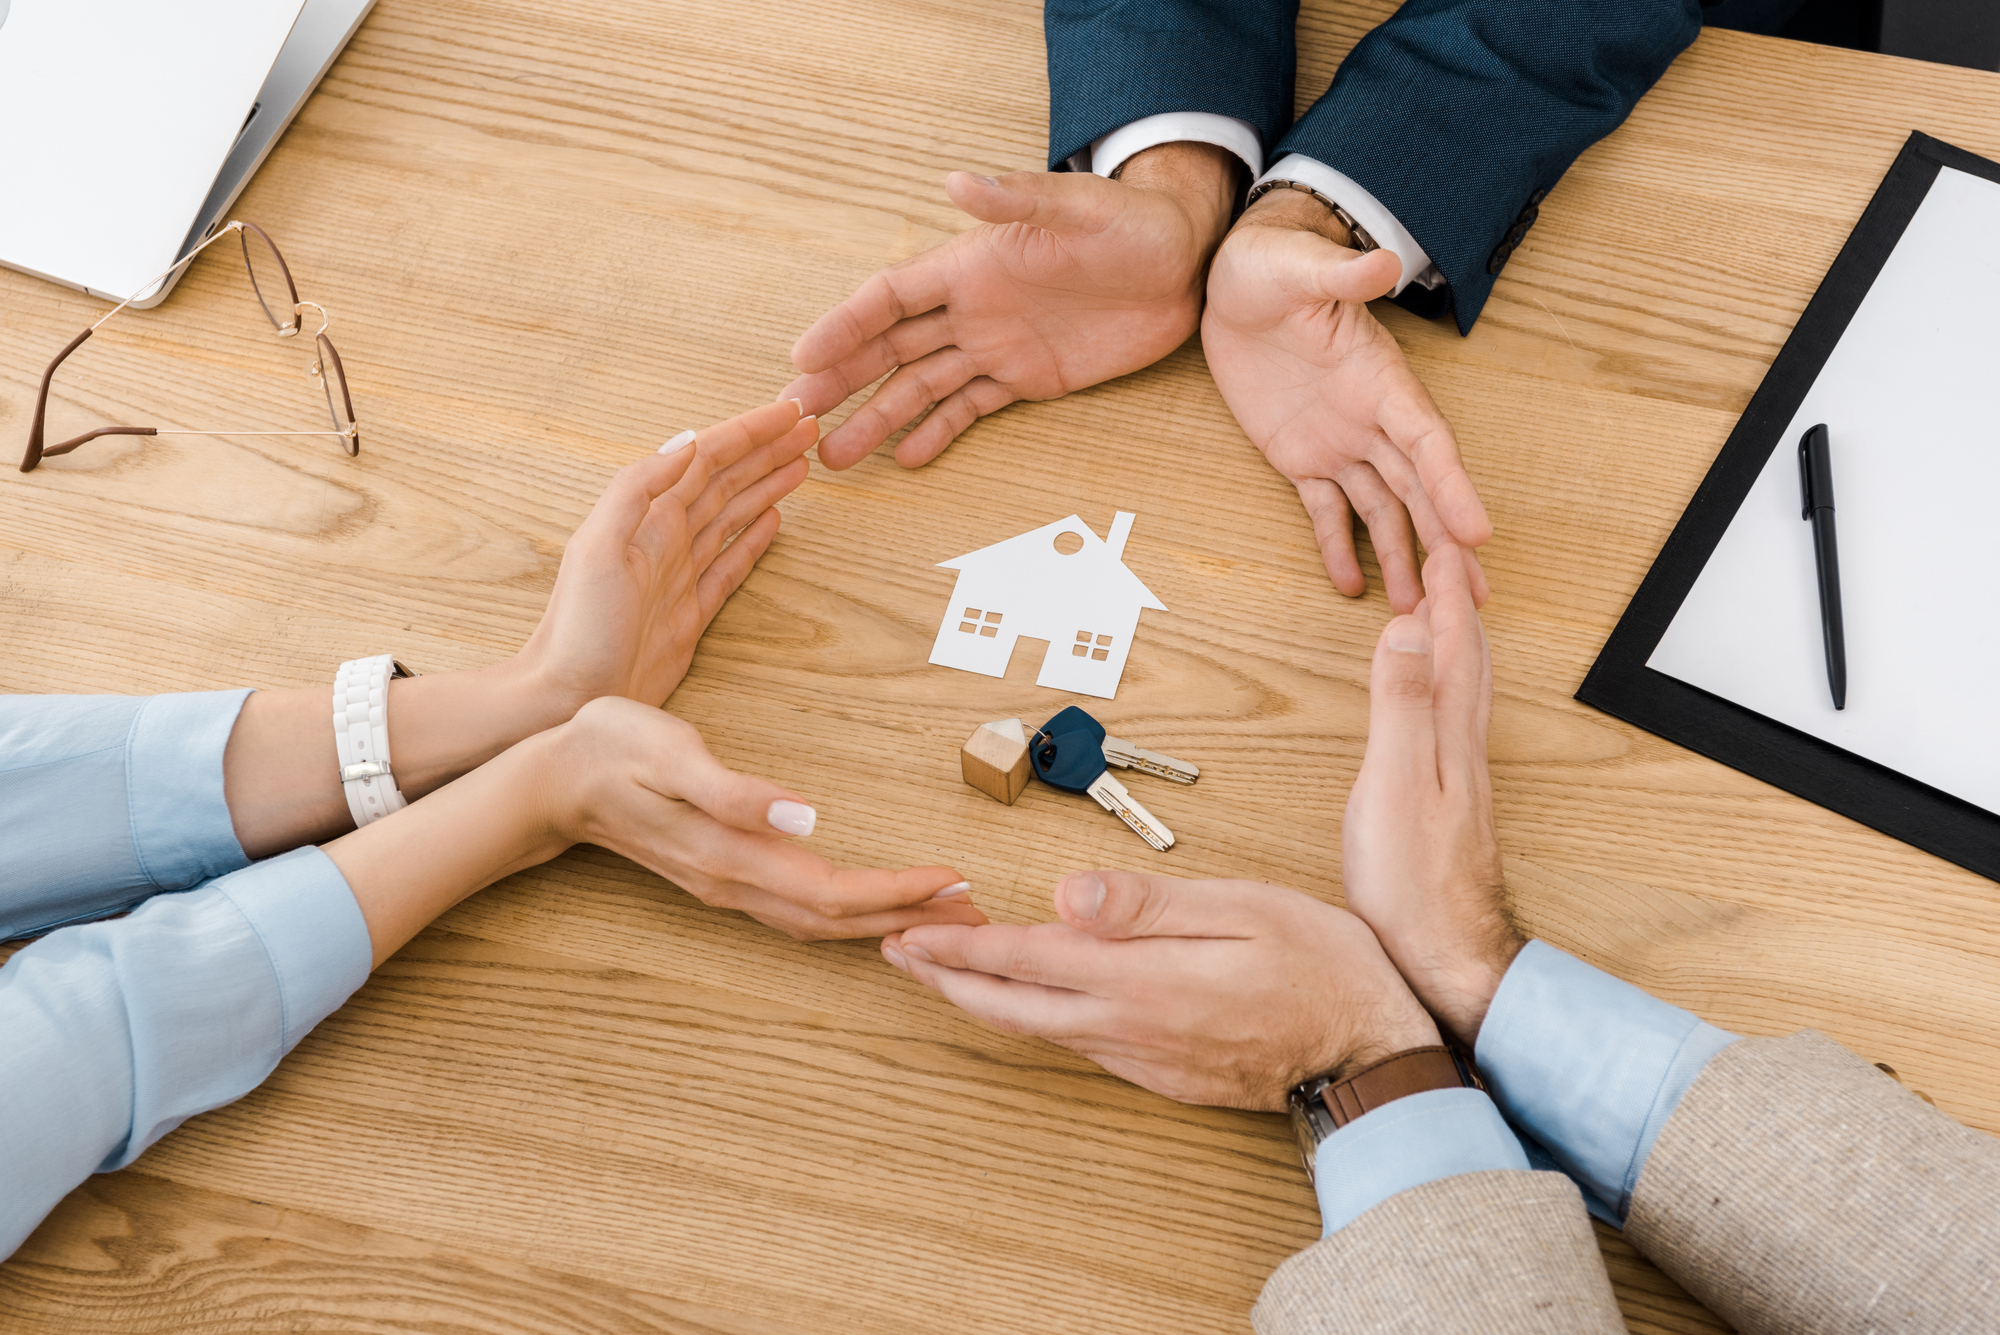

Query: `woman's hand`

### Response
(328, 695, 985, 965)
(224, 400, 817, 861)
(516, 399, 819, 712)
(547, 697, 987, 940)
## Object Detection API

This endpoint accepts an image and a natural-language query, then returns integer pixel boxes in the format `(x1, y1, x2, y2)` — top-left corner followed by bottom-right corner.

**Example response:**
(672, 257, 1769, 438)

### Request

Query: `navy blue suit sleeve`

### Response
(1277, 0, 1704, 333)
(1044, 0, 1300, 170)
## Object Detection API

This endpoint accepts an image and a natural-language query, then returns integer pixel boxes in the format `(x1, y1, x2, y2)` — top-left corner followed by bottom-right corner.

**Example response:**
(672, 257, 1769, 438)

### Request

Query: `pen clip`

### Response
(1799, 423, 1833, 519)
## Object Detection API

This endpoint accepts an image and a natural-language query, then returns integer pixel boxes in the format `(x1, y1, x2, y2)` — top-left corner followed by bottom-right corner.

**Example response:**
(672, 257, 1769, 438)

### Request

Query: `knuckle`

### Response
(1127, 882, 1172, 935)
(998, 947, 1045, 985)
(1381, 671, 1434, 703)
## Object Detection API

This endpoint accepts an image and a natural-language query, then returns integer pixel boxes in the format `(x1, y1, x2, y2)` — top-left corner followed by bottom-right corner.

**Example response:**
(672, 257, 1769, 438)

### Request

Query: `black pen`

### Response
(1798, 423, 1846, 710)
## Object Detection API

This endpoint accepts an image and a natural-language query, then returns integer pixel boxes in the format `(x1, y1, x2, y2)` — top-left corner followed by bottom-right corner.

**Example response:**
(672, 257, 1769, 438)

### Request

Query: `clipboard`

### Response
(1578, 131, 2000, 883)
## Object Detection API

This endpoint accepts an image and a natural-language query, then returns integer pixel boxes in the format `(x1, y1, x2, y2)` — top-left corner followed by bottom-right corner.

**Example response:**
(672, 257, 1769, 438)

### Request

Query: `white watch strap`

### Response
(334, 655, 411, 828)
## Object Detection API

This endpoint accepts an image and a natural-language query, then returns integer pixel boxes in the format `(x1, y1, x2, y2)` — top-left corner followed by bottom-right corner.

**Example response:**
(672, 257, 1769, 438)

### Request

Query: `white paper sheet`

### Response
(1648, 165, 2000, 814)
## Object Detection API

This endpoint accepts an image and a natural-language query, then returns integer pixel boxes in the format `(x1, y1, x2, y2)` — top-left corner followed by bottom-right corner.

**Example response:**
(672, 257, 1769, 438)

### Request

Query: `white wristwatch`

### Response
(333, 655, 417, 828)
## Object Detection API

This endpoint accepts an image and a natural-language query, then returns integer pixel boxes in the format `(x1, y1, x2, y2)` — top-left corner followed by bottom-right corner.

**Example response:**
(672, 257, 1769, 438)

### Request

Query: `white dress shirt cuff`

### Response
(1084, 112, 1263, 180)
(1475, 940, 1741, 1221)
(1311, 1086, 1530, 1235)
(1254, 153, 1441, 298)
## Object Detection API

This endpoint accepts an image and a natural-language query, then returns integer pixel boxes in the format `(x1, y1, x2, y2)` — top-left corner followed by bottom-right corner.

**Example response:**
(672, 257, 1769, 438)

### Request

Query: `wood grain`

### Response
(5, 1, 2000, 1330)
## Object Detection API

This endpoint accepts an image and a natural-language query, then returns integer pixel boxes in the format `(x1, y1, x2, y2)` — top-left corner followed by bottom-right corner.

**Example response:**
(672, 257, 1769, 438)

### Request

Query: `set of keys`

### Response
(1029, 706, 1198, 851)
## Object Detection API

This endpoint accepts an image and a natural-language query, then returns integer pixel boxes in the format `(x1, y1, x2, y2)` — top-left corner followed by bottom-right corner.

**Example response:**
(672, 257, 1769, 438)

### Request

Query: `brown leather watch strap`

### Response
(1314, 1046, 1476, 1129)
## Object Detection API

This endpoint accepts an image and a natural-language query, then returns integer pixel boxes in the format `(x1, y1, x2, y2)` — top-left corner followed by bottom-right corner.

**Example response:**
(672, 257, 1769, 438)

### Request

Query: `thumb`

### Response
(1364, 613, 1440, 789)
(945, 169, 1109, 233)
(639, 717, 818, 839)
(1053, 870, 1256, 941)
(1297, 243, 1401, 306)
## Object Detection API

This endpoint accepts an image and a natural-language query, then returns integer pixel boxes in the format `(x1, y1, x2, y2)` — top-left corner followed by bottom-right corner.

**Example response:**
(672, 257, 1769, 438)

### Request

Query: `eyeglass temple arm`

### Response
(22, 329, 160, 472)
(39, 427, 160, 461)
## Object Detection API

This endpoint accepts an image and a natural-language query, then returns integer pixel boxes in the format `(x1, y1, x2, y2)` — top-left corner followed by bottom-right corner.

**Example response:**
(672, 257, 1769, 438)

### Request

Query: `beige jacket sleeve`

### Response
(1626, 1029, 2000, 1335)
(1252, 1169, 1625, 1334)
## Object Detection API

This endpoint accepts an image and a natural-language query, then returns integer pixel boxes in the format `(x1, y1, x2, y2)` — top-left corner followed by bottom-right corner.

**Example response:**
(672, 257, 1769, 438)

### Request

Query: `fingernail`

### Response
(800, 414, 820, 439)
(1066, 874, 1106, 921)
(973, 174, 999, 187)
(767, 800, 816, 836)
(883, 944, 909, 971)
(658, 429, 696, 454)
(901, 942, 934, 964)
(1386, 619, 1432, 654)
(932, 881, 972, 899)
(787, 397, 806, 414)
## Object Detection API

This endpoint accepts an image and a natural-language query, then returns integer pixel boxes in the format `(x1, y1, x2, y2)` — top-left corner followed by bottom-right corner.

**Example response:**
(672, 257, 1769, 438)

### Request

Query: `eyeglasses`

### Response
(20, 221, 359, 473)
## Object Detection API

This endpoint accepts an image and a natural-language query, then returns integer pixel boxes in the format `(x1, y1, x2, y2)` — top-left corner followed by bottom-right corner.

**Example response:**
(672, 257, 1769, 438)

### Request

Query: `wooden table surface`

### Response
(5, 3, 2000, 1331)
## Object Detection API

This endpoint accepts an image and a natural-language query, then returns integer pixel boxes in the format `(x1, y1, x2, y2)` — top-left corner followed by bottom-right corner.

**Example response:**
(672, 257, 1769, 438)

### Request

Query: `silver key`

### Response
(1101, 734, 1200, 785)
(1085, 772, 1175, 851)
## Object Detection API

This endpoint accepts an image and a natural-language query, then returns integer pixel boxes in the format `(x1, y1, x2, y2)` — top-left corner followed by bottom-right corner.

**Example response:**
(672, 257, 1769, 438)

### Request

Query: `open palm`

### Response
(1203, 215, 1491, 611)
(784, 166, 1226, 469)
(517, 400, 820, 712)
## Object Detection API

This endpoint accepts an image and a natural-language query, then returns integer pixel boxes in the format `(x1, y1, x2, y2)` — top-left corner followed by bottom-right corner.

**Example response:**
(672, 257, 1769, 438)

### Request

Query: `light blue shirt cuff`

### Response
(1312, 1087, 1530, 1235)
(110, 845, 373, 1167)
(1475, 940, 1739, 1221)
(217, 845, 375, 1054)
(1, 844, 370, 1259)
(0, 689, 254, 941)
(126, 688, 254, 891)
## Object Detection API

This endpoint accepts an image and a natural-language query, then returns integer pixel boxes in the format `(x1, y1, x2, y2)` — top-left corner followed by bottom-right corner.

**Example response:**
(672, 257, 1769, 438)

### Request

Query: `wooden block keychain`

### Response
(960, 718, 1032, 804)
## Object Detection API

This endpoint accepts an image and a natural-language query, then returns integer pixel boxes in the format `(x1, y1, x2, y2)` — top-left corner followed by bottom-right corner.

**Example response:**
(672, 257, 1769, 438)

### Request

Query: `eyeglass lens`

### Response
(314, 333, 360, 456)
(240, 224, 302, 335)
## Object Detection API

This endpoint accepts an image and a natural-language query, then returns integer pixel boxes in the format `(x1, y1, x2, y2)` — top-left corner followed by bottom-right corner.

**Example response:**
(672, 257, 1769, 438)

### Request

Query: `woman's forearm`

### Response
(321, 729, 569, 968)
(221, 659, 577, 861)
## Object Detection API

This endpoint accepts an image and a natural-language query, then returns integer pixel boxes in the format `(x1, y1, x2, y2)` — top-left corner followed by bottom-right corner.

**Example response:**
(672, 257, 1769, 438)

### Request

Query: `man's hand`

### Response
(516, 400, 818, 713)
(881, 870, 1438, 1112)
(782, 143, 1239, 470)
(1342, 546, 1524, 1046)
(1203, 190, 1492, 613)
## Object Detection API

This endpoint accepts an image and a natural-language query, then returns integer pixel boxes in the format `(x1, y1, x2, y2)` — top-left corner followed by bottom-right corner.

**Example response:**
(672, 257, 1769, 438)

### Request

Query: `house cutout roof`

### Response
(937, 513, 1165, 612)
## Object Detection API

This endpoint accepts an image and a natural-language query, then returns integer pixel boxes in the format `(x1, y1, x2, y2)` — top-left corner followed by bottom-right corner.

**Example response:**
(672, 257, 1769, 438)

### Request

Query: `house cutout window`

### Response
(1072, 630, 1113, 661)
(963, 610, 1003, 637)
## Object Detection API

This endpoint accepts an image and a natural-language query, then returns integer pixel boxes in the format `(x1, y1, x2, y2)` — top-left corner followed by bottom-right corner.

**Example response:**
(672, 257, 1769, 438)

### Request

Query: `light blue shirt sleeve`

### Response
(1312, 1087, 1530, 1234)
(1475, 939, 1740, 1222)
(0, 846, 372, 1259)
(0, 690, 254, 939)
(1, 690, 373, 1260)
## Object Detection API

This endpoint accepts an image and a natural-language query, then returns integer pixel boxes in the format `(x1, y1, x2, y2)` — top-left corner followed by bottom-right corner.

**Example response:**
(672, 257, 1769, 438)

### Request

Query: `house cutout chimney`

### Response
(1104, 511, 1135, 562)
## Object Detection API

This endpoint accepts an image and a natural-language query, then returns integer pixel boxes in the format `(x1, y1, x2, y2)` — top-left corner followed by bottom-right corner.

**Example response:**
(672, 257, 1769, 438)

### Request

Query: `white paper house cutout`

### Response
(928, 511, 1166, 700)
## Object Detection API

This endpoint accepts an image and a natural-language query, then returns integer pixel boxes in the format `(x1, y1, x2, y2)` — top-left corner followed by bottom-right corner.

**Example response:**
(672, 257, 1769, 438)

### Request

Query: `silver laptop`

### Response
(0, 0, 376, 308)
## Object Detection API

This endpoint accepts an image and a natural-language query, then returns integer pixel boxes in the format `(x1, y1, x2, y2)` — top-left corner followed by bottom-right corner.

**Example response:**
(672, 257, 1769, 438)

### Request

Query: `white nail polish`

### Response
(767, 799, 816, 837)
(658, 429, 696, 454)
(883, 944, 909, 971)
(931, 881, 972, 899)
